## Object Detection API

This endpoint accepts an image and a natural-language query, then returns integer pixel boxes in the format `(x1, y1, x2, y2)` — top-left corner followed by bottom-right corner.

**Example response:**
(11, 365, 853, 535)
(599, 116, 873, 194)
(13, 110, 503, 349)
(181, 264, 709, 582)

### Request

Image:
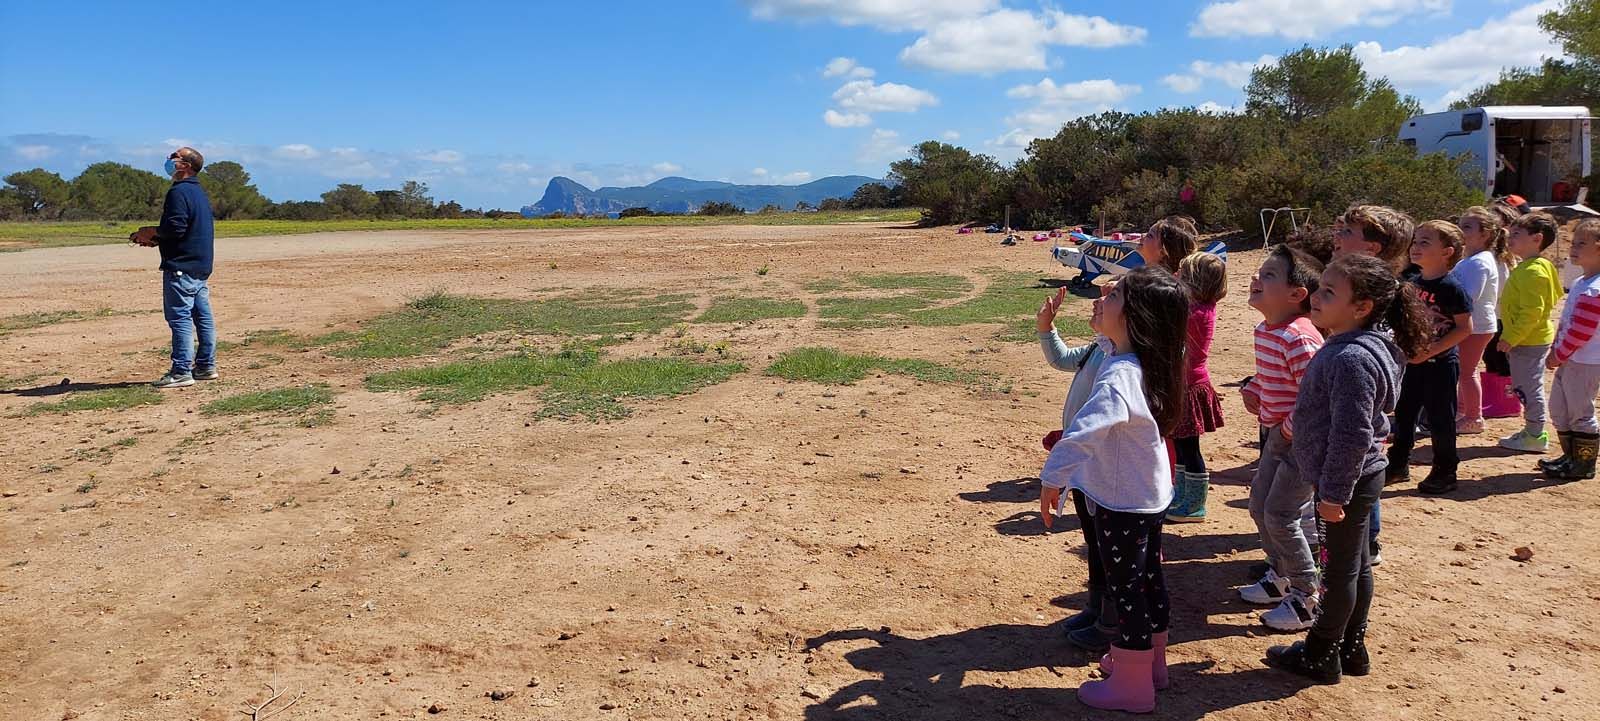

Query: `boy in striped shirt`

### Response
(1542, 219, 1600, 479)
(1239, 245, 1327, 631)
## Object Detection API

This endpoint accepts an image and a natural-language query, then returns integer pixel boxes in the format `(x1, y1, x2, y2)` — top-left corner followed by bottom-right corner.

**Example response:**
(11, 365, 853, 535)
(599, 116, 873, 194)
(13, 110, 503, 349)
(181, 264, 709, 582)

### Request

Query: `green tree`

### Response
(398, 180, 433, 217)
(373, 190, 406, 218)
(68, 162, 168, 220)
(847, 182, 895, 209)
(1, 168, 71, 219)
(197, 161, 270, 219)
(264, 200, 334, 220)
(888, 141, 1005, 225)
(320, 183, 378, 218)
(1541, 0, 1600, 62)
(1246, 45, 1372, 122)
(817, 197, 848, 211)
(696, 201, 743, 216)
(435, 199, 465, 218)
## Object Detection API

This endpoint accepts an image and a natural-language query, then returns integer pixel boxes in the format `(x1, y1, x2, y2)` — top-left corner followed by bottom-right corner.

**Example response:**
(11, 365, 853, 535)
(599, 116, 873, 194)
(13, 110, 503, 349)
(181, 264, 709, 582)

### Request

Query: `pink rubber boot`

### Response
(1099, 630, 1168, 689)
(1079, 645, 1156, 713)
(1482, 372, 1522, 419)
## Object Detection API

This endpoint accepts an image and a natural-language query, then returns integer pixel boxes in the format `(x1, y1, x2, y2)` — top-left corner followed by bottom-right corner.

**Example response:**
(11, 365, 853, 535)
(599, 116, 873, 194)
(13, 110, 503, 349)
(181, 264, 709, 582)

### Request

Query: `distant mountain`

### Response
(521, 175, 886, 217)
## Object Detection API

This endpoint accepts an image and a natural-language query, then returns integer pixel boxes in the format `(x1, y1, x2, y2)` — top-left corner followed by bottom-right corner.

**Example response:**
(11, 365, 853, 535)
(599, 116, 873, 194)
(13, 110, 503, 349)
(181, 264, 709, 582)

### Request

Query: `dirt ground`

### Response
(2, 224, 1595, 721)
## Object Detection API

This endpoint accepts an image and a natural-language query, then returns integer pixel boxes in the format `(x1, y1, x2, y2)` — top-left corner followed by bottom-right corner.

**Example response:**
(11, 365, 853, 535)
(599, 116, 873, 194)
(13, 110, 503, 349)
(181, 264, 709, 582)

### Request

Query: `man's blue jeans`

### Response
(163, 270, 215, 374)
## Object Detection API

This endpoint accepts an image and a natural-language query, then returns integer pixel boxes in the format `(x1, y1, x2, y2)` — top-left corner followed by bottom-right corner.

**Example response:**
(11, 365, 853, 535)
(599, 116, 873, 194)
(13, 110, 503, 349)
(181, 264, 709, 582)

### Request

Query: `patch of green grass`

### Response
(23, 385, 161, 415)
(765, 347, 988, 387)
(908, 272, 1093, 342)
(295, 408, 337, 428)
(0, 373, 42, 389)
(854, 272, 972, 294)
(366, 348, 743, 420)
(201, 384, 334, 416)
(537, 357, 745, 421)
(325, 291, 694, 358)
(216, 329, 314, 352)
(803, 278, 851, 294)
(0, 209, 924, 251)
(817, 295, 935, 327)
(0, 308, 144, 335)
(366, 348, 600, 404)
(695, 296, 808, 324)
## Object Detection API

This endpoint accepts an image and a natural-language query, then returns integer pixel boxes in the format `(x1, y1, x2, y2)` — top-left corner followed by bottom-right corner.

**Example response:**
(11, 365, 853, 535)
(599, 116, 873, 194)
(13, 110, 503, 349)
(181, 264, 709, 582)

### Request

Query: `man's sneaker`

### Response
(1262, 589, 1319, 632)
(1369, 538, 1383, 567)
(1499, 429, 1549, 453)
(1239, 569, 1290, 605)
(1417, 471, 1458, 495)
(151, 372, 194, 389)
(192, 366, 219, 381)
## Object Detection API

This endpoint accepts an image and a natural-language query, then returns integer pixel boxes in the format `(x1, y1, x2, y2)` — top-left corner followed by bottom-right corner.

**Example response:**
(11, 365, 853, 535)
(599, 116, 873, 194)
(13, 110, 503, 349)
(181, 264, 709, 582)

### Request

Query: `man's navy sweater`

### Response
(156, 176, 215, 279)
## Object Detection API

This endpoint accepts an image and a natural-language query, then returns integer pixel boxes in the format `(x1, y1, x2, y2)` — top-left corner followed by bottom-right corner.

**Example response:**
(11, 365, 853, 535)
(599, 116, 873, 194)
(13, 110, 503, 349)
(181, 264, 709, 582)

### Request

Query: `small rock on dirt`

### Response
(801, 685, 826, 700)
(331, 466, 341, 475)
(487, 689, 515, 701)
(599, 702, 618, 710)
(427, 702, 446, 714)
(1453, 542, 1469, 551)
(558, 631, 580, 640)
(1511, 546, 1534, 562)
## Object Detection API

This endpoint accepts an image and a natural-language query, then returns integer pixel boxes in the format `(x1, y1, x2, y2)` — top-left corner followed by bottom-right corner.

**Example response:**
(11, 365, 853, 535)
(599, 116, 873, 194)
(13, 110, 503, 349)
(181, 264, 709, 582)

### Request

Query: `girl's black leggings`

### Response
(1091, 504, 1169, 650)
(1173, 435, 1206, 473)
(1313, 469, 1384, 645)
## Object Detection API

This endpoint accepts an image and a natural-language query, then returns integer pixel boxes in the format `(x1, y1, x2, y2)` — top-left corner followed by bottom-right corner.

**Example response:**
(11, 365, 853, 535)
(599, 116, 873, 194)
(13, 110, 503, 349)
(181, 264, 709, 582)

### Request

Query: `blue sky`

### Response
(0, 1, 1566, 209)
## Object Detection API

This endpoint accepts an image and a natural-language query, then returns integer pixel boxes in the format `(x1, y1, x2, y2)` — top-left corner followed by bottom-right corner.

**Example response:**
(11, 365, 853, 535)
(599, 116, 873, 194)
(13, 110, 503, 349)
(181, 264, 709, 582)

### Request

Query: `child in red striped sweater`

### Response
(1541, 219, 1600, 480)
(1240, 245, 1326, 631)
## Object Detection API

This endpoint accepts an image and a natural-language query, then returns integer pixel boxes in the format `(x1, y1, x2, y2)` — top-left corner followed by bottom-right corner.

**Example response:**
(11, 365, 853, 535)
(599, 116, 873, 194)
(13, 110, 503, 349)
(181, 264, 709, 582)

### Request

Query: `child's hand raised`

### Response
(1036, 287, 1067, 333)
(1040, 485, 1061, 529)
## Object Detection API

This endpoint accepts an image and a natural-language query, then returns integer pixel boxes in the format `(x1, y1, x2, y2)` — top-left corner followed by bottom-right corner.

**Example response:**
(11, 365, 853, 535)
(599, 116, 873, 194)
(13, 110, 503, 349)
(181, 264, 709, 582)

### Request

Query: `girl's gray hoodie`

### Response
(1290, 329, 1404, 505)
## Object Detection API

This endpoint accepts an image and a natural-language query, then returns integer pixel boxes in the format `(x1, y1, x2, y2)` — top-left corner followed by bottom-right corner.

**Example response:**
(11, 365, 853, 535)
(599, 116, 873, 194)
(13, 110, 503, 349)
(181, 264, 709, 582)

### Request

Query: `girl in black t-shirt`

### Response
(1389, 220, 1474, 494)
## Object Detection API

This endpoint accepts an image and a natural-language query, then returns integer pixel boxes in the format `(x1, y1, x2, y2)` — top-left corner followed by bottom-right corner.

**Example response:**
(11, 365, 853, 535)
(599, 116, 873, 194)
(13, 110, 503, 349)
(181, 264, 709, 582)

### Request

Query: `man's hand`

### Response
(1036, 287, 1066, 333)
(1040, 486, 1061, 529)
(129, 226, 158, 247)
(1316, 500, 1345, 523)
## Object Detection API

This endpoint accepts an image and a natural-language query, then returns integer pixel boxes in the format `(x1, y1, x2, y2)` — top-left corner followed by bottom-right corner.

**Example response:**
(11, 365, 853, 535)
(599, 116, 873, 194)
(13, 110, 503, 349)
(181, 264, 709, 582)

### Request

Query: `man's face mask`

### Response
(164, 157, 179, 177)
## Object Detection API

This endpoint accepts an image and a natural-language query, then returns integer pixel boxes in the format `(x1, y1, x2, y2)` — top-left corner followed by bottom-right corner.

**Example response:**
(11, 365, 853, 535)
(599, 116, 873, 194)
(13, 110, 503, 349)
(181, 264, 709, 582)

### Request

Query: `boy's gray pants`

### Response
(1550, 360, 1600, 434)
(1508, 344, 1552, 428)
(1249, 424, 1318, 594)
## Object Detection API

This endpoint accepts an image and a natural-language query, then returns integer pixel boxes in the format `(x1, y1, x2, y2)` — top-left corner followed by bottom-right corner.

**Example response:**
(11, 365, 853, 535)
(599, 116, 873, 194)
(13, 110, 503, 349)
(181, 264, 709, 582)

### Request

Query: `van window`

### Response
(1462, 111, 1485, 132)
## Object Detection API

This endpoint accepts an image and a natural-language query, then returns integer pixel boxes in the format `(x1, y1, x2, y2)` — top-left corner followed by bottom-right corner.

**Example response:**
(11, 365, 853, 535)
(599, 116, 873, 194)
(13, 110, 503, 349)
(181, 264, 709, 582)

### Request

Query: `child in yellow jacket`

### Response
(1497, 212, 1565, 452)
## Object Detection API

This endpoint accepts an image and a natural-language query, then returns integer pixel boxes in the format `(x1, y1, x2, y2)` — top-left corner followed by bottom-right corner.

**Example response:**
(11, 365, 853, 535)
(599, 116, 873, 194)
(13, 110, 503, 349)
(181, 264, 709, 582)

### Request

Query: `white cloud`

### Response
(822, 57, 875, 78)
(1353, 1, 1563, 109)
(942, 130, 961, 141)
(652, 161, 682, 174)
(824, 109, 873, 127)
(1163, 55, 1276, 93)
(858, 128, 909, 163)
(750, 167, 770, 179)
(993, 78, 1141, 147)
(14, 144, 55, 161)
(901, 9, 1146, 73)
(418, 149, 463, 164)
(274, 143, 320, 160)
(745, 0, 998, 32)
(779, 171, 814, 183)
(1196, 101, 1235, 114)
(1192, 0, 1450, 40)
(831, 78, 938, 112)
(498, 161, 534, 173)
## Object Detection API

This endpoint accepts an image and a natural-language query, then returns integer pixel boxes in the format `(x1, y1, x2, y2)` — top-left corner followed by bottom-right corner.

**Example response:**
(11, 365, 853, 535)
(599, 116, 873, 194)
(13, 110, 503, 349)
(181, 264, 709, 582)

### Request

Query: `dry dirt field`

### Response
(2, 224, 1596, 721)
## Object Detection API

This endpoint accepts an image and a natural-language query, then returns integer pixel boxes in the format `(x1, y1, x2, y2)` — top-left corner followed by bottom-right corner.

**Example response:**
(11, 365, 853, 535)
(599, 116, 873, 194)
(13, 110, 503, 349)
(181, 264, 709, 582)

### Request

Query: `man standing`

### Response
(131, 146, 217, 388)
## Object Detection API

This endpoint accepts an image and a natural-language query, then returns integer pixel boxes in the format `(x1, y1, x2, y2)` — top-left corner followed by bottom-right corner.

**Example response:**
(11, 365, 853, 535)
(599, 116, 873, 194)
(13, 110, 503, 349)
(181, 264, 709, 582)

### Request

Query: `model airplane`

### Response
(1052, 234, 1228, 287)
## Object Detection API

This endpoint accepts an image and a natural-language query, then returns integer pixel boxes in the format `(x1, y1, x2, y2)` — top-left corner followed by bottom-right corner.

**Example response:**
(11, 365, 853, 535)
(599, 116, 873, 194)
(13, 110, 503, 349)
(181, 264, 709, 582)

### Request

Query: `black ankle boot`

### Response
(1340, 623, 1371, 676)
(1067, 595, 1120, 652)
(1266, 632, 1342, 684)
(1063, 587, 1103, 633)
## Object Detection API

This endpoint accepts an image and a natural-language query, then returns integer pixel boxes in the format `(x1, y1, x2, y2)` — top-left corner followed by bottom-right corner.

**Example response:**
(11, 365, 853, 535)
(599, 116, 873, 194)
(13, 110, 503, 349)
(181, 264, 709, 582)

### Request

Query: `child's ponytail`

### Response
(1462, 205, 1512, 269)
(1384, 283, 1432, 360)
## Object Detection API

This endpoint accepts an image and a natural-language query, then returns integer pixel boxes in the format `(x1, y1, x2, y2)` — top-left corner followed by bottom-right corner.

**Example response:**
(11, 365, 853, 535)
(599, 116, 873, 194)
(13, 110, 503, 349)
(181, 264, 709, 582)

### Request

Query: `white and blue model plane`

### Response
(1051, 231, 1228, 287)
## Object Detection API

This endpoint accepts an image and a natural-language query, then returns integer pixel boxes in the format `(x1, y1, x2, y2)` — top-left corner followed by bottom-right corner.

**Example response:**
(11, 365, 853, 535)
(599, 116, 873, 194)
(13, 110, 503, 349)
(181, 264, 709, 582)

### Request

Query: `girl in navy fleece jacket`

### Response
(1268, 255, 1432, 685)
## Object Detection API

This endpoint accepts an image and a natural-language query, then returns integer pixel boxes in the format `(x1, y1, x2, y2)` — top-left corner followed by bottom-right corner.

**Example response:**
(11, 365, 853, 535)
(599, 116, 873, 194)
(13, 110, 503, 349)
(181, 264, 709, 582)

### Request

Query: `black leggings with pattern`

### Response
(1093, 505, 1170, 650)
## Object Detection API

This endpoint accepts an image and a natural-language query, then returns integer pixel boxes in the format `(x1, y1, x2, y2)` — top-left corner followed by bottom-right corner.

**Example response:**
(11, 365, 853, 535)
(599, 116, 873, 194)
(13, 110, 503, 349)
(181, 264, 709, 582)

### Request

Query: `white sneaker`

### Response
(1262, 589, 1320, 631)
(1239, 569, 1290, 605)
(1499, 429, 1549, 453)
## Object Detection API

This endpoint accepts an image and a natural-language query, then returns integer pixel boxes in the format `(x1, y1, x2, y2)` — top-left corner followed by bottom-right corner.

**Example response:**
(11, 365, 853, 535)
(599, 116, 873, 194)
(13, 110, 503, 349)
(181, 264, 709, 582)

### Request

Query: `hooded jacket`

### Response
(1291, 329, 1403, 505)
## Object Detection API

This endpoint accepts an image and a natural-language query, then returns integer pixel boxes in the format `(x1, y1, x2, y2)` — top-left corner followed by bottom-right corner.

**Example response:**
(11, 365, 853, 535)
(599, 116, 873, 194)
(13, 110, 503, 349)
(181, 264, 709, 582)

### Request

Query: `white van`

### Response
(1399, 106, 1591, 204)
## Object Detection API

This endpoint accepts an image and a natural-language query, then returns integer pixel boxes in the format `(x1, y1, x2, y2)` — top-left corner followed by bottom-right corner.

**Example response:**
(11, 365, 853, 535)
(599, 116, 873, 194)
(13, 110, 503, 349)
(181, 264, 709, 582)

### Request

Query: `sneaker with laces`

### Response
(1262, 589, 1320, 631)
(192, 366, 219, 381)
(151, 371, 194, 389)
(1499, 429, 1549, 453)
(1239, 569, 1290, 605)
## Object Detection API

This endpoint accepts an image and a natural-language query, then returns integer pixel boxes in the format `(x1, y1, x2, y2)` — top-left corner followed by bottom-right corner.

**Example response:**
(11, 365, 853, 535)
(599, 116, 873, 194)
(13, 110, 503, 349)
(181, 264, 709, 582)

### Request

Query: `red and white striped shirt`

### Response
(1252, 317, 1324, 432)
(1554, 273, 1600, 365)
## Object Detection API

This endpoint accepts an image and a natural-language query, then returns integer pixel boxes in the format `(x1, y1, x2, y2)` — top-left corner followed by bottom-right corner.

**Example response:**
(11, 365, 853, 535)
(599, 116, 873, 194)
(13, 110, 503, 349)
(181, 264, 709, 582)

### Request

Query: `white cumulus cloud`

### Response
(822, 57, 875, 78)
(274, 143, 320, 160)
(652, 161, 682, 174)
(779, 171, 814, 183)
(14, 144, 55, 161)
(993, 78, 1141, 148)
(418, 149, 463, 164)
(824, 109, 873, 127)
(901, 9, 1146, 73)
(1353, 1, 1563, 109)
(942, 130, 961, 141)
(858, 129, 909, 163)
(832, 78, 938, 112)
(1191, 0, 1450, 40)
(1163, 55, 1276, 93)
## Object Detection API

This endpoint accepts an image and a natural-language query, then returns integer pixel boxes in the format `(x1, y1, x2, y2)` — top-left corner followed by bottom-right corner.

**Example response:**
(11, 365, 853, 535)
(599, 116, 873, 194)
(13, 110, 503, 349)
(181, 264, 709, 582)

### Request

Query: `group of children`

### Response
(1033, 204, 1600, 713)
